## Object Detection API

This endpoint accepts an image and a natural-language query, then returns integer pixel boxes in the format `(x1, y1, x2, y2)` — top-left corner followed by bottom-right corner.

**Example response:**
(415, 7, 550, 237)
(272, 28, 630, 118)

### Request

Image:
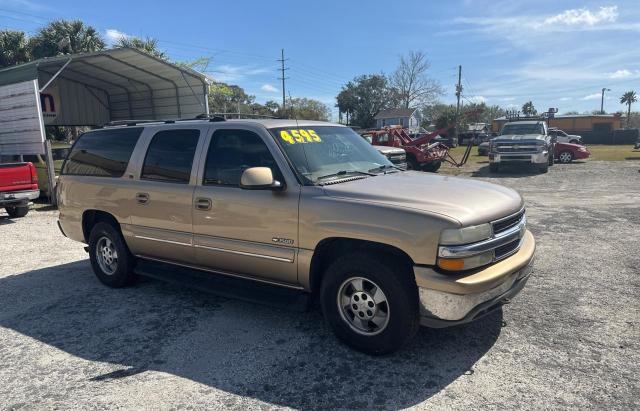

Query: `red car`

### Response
(555, 142, 590, 163)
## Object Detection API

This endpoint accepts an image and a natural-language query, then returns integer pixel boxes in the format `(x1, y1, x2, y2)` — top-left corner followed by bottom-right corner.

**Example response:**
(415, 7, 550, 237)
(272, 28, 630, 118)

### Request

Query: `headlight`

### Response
(440, 223, 492, 245)
(437, 250, 494, 271)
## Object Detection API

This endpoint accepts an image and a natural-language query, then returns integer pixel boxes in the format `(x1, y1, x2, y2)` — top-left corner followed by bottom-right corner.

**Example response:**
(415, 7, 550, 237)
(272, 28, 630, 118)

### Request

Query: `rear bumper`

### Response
(490, 152, 548, 164)
(0, 189, 39, 206)
(414, 230, 535, 327)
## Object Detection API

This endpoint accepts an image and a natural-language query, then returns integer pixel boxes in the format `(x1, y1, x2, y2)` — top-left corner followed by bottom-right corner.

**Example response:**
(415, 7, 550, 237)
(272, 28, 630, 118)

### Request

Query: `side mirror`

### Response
(240, 167, 284, 191)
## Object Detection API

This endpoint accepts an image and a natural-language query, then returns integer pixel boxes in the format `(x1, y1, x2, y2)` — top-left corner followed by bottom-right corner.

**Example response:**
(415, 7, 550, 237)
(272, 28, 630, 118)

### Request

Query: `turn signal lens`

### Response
(437, 258, 465, 271)
(437, 250, 494, 271)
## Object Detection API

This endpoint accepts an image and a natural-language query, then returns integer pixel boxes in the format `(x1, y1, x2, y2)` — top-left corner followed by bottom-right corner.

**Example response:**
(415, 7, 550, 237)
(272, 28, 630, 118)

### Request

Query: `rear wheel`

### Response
(320, 253, 420, 355)
(558, 150, 573, 163)
(88, 222, 136, 288)
(5, 204, 29, 218)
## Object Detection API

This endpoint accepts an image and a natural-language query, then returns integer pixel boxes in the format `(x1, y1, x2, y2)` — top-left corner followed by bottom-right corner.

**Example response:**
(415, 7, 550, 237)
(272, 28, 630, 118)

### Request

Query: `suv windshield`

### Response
(269, 126, 394, 184)
(501, 124, 544, 135)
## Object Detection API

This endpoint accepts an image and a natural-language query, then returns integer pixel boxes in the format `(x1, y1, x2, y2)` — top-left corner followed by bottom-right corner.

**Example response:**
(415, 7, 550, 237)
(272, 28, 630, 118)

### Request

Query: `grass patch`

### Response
(586, 145, 640, 161)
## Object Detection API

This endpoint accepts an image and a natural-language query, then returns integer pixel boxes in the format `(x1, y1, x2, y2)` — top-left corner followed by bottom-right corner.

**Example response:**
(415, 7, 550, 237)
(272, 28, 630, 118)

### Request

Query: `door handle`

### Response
(195, 197, 212, 211)
(136, 192, 149, 204)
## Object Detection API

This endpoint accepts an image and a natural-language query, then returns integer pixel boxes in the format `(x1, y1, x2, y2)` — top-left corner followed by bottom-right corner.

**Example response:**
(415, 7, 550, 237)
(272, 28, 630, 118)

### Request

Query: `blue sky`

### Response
(1, 0, 639, 119)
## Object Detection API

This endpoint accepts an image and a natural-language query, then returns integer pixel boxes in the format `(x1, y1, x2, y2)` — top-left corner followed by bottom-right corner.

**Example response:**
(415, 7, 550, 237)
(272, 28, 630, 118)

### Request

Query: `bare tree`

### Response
(390, 51, 443, 108)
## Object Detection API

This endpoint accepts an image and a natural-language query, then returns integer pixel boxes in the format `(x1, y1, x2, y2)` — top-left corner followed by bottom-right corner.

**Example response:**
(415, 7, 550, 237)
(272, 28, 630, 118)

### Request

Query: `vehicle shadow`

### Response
(0, 261, 503, 409)
(472, 164, 544, 178)
(0, 215, 16, 225)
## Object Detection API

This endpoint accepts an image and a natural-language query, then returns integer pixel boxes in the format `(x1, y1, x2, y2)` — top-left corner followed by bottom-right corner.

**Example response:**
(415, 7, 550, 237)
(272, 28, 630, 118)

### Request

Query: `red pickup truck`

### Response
(0, 162, 39, 218)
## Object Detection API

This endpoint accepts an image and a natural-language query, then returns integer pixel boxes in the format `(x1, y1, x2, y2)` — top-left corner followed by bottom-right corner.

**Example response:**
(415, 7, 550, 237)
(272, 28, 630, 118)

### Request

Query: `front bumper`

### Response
(0, 189, 39, 206)
(573, 149, 591, 160)
(414, 230, 535, 328)
(490, 152, 548, 164)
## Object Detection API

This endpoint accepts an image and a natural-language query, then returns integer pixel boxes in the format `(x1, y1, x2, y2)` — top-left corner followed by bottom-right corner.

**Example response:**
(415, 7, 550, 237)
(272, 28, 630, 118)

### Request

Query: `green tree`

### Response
(115, 36, 167, 59)
(620, 91, 637, 127)
(337, 74, 391, 128)
(336, 82, 357, 124)
(522, 101, 537, 116)
(29, 19, 105, 59)
(0, 30, 30, 68)
(287, 97, 331, 121)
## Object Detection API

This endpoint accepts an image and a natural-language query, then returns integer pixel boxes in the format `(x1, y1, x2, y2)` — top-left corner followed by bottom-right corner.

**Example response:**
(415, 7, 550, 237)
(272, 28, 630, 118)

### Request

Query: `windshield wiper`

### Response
(368, 164, 403, 174)
(316, 169, 376, 184)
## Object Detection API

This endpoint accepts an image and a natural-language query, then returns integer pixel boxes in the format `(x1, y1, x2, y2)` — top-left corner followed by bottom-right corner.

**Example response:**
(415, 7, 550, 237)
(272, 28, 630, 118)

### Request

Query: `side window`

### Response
(141, 129, 200, 184)
(62, 127, 143, 177)
(203, 129, 279, 187)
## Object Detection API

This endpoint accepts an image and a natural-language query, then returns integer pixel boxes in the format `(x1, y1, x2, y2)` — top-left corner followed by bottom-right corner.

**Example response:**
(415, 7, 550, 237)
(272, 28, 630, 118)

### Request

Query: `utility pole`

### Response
(600, 87, 610, 114)
(454, 65, 463, 141)
(278, 49, 289, 112)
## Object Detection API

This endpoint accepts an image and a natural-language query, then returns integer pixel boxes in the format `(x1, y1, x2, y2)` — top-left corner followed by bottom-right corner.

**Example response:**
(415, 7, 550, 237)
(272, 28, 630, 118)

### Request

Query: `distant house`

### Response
(468, 122, 490, 134)
(374, 108, 422, 132)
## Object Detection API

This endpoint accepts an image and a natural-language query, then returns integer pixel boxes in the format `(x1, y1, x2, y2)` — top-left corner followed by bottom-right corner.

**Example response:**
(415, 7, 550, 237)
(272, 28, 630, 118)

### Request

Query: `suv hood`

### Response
(494, 134, 547, 142)
(322, 171, 523, 226)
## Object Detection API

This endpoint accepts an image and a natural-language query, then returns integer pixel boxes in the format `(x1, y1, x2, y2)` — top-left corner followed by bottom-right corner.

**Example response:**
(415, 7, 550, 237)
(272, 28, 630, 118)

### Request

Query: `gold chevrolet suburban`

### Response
(57, 119, 535, 354)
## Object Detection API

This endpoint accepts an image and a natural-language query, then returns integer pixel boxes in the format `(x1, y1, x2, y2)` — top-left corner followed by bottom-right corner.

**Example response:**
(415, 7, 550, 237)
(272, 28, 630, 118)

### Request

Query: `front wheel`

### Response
(5, 205, 29, 218)
(538, 163, 549, 173)
(320, 253, 420, 355)
(423, 161, 441, 172)
(88, 222, 136, 288)
(558, 150, 573, 163)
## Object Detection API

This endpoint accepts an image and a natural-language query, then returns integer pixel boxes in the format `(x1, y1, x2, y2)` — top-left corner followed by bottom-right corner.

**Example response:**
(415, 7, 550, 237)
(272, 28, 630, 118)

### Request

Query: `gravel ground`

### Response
(1, 161, 639, 410)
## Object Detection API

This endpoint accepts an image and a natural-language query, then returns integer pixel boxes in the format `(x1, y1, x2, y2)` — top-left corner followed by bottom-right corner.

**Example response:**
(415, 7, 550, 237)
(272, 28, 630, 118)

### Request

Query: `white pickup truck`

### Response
(489, 121, 555, 173)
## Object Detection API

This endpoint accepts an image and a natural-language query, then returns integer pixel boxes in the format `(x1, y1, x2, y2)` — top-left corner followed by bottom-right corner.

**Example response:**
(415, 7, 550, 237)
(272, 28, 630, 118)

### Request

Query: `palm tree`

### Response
(522, 101, 537, 116)
(115, 36, 167, 60)
(620, 91, 637, 127)
(0, 30, 31, 68)
(29, 20, 105, 59)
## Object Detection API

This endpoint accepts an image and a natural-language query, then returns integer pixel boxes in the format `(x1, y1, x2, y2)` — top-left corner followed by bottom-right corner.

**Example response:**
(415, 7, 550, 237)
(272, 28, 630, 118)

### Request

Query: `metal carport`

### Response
(0, 47, 209, 203)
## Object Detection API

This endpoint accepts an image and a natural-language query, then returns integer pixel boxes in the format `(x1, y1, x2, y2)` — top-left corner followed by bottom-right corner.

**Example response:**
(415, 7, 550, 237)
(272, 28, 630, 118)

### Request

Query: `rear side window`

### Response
(141, 129, 200, 184)
(62, 128, 142, 177)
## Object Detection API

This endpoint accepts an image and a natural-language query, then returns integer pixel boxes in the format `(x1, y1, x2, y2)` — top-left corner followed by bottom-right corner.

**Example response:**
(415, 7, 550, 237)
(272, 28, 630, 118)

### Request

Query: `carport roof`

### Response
(0, 47, 209, 92)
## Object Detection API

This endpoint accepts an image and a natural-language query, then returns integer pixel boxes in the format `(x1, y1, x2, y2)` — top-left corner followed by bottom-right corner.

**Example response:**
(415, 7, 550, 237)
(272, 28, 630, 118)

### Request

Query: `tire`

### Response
(406, 156, 419, 171)
(558, 150, 573, 164)
(538, 163, 549, 173)
(320, 252, 420, 355)
(88, 222, 136, 288)
(5, 205, 29, 218)
(423, 161, 441, 172)
(569, 139, 579, 144)
(489, 163, 500, 173)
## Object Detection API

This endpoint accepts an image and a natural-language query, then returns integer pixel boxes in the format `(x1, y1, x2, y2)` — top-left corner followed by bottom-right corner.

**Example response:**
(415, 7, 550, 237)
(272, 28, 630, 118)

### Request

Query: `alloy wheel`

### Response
(337, 277, 390, 336)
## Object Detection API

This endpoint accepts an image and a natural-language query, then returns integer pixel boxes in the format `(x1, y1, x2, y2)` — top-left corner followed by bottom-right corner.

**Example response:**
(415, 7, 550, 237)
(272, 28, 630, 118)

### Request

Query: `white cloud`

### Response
(105, 29, 129, 44)
(582, 93, 602, 101)
(501, 97, 516, 101)
(540, 6, 618, 27)
(559, 97, 573, 101)
(466, 95, 486, 104)
(209, 65, 271, 83)
(261, 84, 278, 93)
(607, 69, 640, 79)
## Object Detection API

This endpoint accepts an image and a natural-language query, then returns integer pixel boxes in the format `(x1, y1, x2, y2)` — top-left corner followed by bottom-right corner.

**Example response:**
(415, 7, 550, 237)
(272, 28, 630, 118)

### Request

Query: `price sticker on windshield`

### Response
(280, 129, 322, 144)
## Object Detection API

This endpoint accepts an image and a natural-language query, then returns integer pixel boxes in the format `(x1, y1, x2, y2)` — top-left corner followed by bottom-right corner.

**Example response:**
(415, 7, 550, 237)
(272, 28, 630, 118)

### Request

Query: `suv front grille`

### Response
(492, 209, 525, 235)
(494, 238, 520, 259)
(496, 143, 538, 153)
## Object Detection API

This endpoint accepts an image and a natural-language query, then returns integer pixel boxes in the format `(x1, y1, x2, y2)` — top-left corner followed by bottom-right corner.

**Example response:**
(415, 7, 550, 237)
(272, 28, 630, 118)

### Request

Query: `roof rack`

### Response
(210, 112, 281, 119)
(102, 114, 226, 128)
